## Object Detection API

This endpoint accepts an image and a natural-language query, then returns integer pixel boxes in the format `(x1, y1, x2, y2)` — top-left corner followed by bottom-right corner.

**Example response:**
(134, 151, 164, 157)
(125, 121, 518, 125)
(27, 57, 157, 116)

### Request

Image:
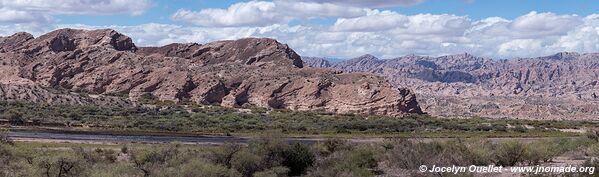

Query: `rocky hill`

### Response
(301, 56, 332, 68)
(0, 28, 422, 116)
(302, 52, 599, 120)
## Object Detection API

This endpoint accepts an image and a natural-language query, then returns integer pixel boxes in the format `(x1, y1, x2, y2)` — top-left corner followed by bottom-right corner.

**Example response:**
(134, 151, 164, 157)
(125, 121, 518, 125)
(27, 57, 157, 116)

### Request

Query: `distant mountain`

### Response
(302, 52, 599, 120)
(301, 56, 332, 68)
(0, 28, 423, 116)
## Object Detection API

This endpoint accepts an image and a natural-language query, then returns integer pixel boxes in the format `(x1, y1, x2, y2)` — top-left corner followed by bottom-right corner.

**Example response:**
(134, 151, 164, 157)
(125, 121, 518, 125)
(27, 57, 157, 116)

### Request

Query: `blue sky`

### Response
(54, 0, 598, 26)
(1, 0, 599, 59)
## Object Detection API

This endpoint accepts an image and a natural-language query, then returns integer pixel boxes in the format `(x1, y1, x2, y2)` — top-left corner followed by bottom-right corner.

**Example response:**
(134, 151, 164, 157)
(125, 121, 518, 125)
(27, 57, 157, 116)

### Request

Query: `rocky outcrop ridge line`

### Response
(0, 28, 422, 116)
(302, 52, 599, 120)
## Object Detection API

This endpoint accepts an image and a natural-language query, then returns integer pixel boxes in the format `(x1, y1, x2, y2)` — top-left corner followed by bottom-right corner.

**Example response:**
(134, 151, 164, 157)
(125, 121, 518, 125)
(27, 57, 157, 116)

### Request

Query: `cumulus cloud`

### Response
(510, 11, 582, 35)
(171, 1, 286, 27)
(275, 0, 366, 19)
(394, 13, 471, 36)
(55, 11, 599, 59)
(0, 0, 153, 34)
(331, 10, 409, 32)
(0, 0, 152, 16)
(172, 0, 367, 27)
(295, 0, 429, 7)
(471, 11, 583, 39)
(3, 2, 598, 60)
(0, 7, 52, 24)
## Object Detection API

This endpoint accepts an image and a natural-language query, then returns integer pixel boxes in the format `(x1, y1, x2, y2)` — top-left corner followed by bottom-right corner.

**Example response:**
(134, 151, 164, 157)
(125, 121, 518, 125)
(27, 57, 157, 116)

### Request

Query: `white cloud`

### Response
(172, 0, 367, 27)
(0, 7, 52, 24)
(331, 10, 409, 32)
(331, 11, 471, 37)
(42, 11, 599, 59)
(470, 12, 583, 39)
(3, 7, 599, 60)
(294, 0, 428, 7)
(497, 39, 545, 56)
(0, 0, 153, 34)
(396, 13, 471, 36)
(510, 11, 582, 36)
(0, 23, 52, 36)
(0, 0, 152, 16)
(171, 1, 286, 27)
(274, 0, 366, 19)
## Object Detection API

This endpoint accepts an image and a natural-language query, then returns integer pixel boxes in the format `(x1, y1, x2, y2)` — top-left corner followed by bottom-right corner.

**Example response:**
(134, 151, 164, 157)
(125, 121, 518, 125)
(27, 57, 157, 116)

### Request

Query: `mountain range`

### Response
(0, 29, 422, 116)
(2, 28, 597, 120)
(303, 52, 599, 120)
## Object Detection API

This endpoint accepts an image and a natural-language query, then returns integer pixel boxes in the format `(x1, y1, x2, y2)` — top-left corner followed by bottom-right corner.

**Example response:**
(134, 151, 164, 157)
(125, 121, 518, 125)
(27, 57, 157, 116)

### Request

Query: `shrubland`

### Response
(0, 132, 598, 177)
(0, 101, 596, 137)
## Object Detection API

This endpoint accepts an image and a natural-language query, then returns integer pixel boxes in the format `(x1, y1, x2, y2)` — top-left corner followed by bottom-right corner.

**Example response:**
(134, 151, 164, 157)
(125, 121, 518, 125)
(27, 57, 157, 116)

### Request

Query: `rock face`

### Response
(0, 28, 422, 116)
(302, 52, 599, 120)
(301, 56, 332, 68)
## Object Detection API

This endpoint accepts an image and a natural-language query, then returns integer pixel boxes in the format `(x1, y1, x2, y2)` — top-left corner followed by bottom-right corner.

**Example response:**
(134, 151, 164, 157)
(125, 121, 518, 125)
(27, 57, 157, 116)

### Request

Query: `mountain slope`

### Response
(0, 28, 422, 116)
(303, 53, 599, 120)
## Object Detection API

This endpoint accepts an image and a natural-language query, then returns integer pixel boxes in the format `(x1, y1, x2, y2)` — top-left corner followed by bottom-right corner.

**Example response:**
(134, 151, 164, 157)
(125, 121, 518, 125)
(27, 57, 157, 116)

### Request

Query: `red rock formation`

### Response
(0, 28, 422, 116)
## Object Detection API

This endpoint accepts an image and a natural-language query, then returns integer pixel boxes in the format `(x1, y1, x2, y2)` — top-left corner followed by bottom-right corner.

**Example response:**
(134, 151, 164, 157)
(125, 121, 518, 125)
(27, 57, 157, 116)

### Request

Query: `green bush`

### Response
(36, 154, 87, 177)
(231, 150, 263, 177)
(253, 166, 289, 177)
(460, 139, 494, 165)
(211, 143, 243, 168)
(494, 141, 526, 166)
(512, 125, 527, 133)
(523, 141, 559, 165)
(179, 159, 241, 177)
(586, 143, 599, 156)
(315, 139, 350, 157)
(0, 129, 12, 145)
(306, 148, 376, 177)
(3, 109, 25, 125)
(282, 143, 314, 176)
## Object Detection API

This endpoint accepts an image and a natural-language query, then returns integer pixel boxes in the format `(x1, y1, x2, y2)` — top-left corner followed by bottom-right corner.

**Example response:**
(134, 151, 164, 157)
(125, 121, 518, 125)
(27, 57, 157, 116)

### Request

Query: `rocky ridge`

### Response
(0, 29, 422, 116)
(302, 52, 599, 120)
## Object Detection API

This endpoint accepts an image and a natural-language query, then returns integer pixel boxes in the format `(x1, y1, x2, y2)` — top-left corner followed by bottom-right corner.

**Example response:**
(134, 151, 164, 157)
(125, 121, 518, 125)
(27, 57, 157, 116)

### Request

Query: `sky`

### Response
(0, 0, 598, 59)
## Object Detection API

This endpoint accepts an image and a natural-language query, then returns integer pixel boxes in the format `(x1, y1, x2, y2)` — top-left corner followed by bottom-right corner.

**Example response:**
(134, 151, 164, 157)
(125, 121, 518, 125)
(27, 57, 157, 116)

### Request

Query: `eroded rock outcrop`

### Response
(0, 28, 422, 116)
(302, 52, 599, 120)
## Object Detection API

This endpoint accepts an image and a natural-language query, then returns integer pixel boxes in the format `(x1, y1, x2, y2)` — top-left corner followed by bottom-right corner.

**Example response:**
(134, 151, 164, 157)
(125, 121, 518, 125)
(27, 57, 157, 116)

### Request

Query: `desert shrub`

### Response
(306, 147, 378, 177)
(314, 139, 351, 157)
(346, 147, 378, 169)
(586, 128, 599, 142)
(121, 145, 129, 154)
(513, 125, 527, 133)
(580, 159, 599, 177)
(66, 112, 82, 121)
(247, 136, 288, 168)
(131, 144, 181, 177)
(460, 139, 495, 165)
(253, 166, 289, 177)
(491, 124, 507, 132)
(36, 154, 87, 177)
(87, 163, 139, 177)
(386, 139, 474, 169)
(214, 137, 315, 177)
(231, 150, 263, 177)
(586, 143, 599, 156)
(177, 158, 241, 177)
(3, 109, 25, 125)
(494, 141, 526, 166)
(473, 124, 492, 131)
(551, 138, 595, 154)
(0, 144, 15, 166)
(210, 143, 243, 168)
(522, 142, 558, 165)
(72, 147, 118, 164)
(281, 143, 314, 176)
(0, 128, 12, 145)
